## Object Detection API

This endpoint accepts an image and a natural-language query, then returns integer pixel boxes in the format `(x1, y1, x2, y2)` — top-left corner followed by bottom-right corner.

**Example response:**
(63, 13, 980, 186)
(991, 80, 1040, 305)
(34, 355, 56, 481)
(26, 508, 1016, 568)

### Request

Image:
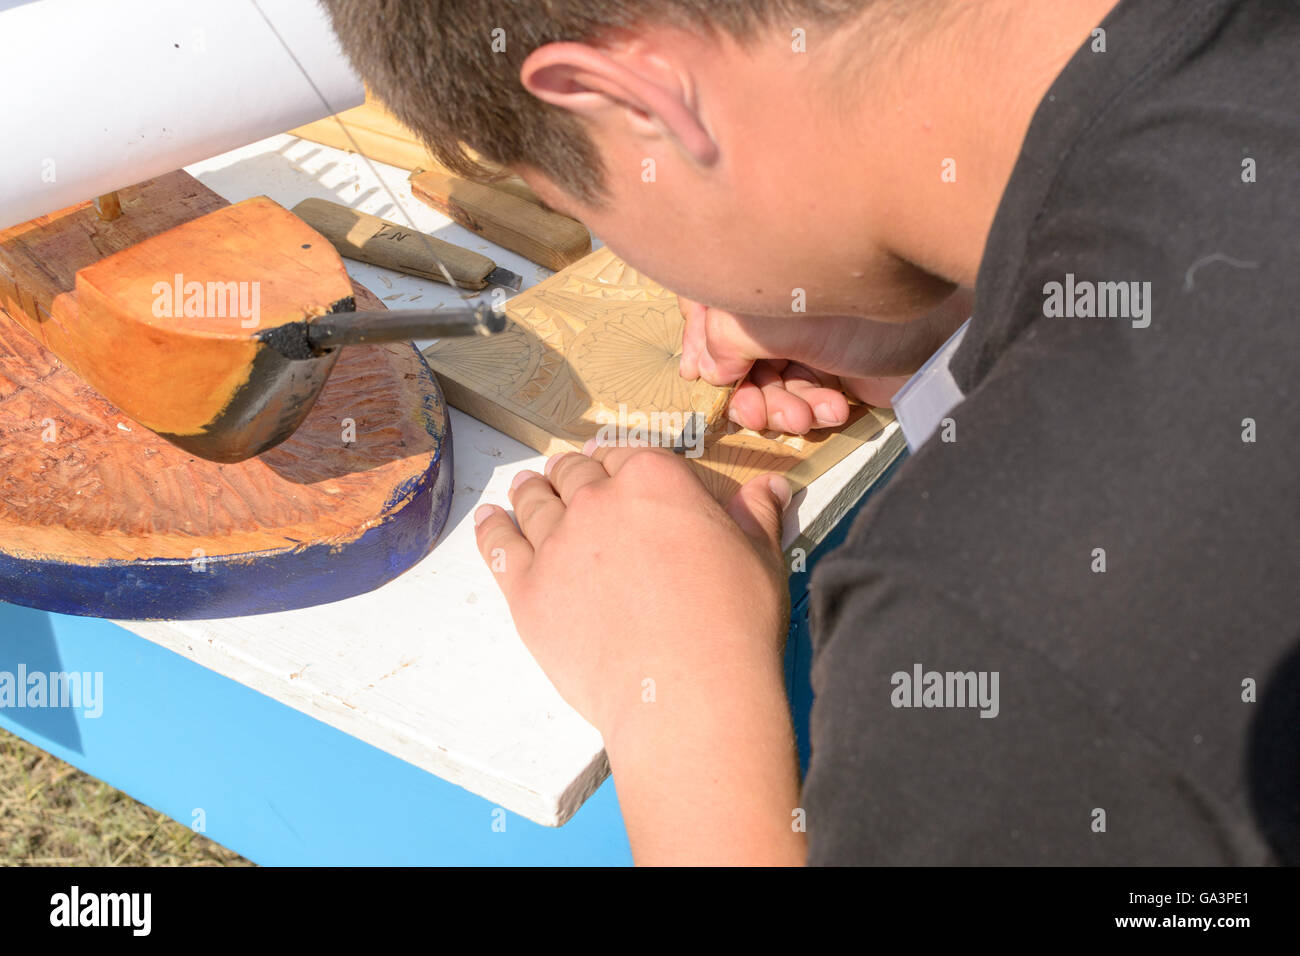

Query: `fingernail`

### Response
(473, 504, 495, 526)
(727, 406, 743, 426)
(767, 475, 793, 509)
(582, 438, 599, 455)
(544, 453, 564, 476)
(814, 402, 840, 425)
(770, 411, 788, 433)
(511, 469, 540, 491)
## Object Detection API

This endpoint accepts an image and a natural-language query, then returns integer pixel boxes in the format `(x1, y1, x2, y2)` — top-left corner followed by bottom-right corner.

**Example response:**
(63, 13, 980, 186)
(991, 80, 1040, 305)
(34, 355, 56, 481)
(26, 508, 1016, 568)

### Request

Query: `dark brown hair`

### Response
(320, 1, 869, 203)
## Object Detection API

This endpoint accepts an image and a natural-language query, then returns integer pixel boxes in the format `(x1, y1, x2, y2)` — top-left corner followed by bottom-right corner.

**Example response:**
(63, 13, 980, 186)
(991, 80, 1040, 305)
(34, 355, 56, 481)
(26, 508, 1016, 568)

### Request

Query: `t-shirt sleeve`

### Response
(802, 567, 1258, 865)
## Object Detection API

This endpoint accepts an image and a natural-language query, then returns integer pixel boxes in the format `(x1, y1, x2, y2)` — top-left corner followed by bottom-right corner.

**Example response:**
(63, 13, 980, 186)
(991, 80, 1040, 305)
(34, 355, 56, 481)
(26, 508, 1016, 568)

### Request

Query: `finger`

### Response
(696, 341, 748, 388)
(726, 473, 792, 558)
(508, 469, 566, 547)
(747, 360, 789, 390)
(544, 450, 609, 505)
(757, 377, 816, 434)
(678, 296, 707, 381)
(780, 377, 850, 428)
(841, 373, 913, 408)
(810, 366, 847, 389)
(700, 311, 760, 384)
(745, 361, 848, 431)
(588, 442, 677, 478)
(727, 379, 770, 430)
(474, 504, 534, 595)
(697, 307, 761, 386)
(728, 360, 793, 430)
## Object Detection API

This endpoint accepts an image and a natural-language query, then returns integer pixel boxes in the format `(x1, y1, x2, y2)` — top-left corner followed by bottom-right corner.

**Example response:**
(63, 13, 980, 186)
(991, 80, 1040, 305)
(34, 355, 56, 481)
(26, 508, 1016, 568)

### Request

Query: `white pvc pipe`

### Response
(0, 0, 363, 230)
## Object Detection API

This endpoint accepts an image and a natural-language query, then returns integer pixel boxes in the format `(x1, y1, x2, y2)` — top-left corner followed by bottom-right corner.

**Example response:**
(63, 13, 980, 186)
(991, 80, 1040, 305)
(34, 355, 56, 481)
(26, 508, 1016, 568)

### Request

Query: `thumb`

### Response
(698, 309, 853, 386)
(726, 473, 793, 557)
(697, 307, 770, 386)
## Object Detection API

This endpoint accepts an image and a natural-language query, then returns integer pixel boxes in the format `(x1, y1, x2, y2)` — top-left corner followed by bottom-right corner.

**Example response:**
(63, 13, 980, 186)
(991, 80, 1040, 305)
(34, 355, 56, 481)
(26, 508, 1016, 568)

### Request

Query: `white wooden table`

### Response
(116, 135, 904, 826)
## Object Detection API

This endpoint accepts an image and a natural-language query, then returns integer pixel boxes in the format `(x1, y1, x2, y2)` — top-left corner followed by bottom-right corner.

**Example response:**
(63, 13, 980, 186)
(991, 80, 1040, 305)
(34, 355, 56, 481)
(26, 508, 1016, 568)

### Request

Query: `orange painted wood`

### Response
(0, 179, 354, 443)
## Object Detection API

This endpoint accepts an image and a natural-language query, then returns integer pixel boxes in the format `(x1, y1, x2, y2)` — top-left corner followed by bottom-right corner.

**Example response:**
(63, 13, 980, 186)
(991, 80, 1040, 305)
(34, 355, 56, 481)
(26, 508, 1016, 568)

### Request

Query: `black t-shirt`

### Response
(806, 0, 1300, 865)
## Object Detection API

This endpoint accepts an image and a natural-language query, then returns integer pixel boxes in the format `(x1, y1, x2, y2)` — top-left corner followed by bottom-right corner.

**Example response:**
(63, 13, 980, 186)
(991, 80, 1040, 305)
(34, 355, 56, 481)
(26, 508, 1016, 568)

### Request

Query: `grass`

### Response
(0, 727, 252, 866)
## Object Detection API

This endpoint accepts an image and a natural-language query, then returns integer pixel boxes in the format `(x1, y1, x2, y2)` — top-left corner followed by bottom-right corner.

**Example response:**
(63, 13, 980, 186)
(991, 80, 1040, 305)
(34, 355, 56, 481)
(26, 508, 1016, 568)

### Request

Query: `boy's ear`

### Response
(520, 42, 718, 165)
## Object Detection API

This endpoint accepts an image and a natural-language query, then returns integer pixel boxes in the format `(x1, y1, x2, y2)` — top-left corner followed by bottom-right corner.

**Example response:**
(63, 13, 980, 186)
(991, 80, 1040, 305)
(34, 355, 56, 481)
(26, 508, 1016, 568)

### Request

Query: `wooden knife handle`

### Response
(291, 197, 495, 290)
(409, 168, 591, 272)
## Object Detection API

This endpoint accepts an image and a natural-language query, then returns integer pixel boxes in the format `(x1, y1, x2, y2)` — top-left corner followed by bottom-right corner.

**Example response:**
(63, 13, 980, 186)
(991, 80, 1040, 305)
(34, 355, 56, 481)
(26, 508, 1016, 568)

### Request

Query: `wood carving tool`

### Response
(409, 167, 592, 272)
(292, 198, 522, 292)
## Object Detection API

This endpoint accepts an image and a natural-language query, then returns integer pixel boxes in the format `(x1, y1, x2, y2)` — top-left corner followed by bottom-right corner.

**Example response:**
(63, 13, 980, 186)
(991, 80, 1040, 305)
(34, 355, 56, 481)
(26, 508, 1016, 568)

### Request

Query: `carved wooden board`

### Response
(424, 247, 892, 503)
(0, 172, 453, 620)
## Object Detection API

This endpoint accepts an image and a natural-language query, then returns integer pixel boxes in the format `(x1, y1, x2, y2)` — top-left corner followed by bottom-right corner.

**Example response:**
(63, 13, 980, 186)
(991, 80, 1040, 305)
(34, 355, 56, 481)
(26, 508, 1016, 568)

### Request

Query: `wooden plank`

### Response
(409, 168, 592, 272)
(424, 246, 893, 502)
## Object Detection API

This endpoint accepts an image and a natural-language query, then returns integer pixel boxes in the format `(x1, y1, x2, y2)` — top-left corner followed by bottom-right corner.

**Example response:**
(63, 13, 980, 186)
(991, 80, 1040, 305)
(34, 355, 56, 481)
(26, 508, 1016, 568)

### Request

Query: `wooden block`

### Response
(423, 246, 893, 503)
(66, 198, 352, 445)
(0, 172, 454, 619)
(410, 168, 592, 272)
(0, 174, 363, 461)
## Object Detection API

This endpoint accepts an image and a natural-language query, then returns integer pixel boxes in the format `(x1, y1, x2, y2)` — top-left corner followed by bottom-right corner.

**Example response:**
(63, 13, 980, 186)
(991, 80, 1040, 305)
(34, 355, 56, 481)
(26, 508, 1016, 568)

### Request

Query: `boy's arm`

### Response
(604, 652, 805, 866)
(474, 445, 805, 865)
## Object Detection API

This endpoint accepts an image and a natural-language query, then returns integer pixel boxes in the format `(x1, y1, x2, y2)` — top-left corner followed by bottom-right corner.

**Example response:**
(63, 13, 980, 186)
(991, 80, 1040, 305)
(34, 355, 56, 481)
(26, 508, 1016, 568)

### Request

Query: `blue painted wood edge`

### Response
(0, 602, 634, 865)
(0, 344, 453, 621)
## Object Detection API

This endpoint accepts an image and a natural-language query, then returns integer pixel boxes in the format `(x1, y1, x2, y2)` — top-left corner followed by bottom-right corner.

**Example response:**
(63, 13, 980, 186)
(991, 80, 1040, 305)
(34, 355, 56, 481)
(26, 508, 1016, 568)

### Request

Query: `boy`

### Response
(322, 0, 1299, 864)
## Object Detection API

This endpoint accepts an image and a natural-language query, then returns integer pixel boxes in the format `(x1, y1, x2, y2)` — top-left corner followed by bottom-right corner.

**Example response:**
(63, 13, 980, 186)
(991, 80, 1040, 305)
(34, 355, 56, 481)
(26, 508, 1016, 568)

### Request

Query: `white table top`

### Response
(116, 134, 904, 826)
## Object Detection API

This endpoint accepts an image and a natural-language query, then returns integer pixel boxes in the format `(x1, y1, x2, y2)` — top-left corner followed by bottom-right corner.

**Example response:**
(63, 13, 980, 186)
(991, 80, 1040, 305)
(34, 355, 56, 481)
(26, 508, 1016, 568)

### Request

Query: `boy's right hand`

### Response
(677, 289, 972, 433)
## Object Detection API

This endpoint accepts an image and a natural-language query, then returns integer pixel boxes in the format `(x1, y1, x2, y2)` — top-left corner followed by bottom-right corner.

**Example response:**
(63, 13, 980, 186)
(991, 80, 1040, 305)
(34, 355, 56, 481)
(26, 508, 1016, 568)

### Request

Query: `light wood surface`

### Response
(287, 96, 541, 203)
(410, 168, 592, 273)
(288, 93, 592, 273)
(424, 246, 893, 502)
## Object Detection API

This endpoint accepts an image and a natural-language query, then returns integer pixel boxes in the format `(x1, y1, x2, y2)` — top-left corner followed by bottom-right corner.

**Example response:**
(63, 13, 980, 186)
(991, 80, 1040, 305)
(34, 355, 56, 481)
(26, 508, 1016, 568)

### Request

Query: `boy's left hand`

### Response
(676, 289, 973, 433)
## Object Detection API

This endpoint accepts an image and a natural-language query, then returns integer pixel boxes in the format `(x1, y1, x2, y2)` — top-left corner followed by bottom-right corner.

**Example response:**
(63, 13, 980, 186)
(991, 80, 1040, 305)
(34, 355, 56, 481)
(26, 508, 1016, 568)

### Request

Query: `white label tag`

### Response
(891, 317, 971, 452)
